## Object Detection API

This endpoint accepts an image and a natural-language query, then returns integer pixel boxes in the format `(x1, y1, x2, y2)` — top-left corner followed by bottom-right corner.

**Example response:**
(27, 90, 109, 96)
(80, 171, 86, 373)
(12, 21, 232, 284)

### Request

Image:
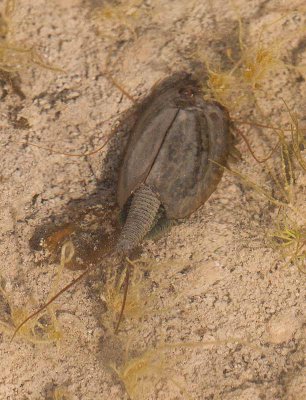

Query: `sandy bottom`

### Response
(0, 0, 305, 399)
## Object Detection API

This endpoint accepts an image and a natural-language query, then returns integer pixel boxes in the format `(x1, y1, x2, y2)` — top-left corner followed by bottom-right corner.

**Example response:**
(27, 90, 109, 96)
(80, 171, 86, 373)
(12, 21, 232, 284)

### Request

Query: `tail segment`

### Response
(116, 185, 160, 254)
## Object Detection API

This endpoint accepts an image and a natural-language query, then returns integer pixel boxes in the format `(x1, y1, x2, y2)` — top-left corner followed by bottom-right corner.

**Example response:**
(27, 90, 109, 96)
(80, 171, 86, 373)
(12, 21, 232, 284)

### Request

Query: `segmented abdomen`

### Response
(116, 185, 160, 255)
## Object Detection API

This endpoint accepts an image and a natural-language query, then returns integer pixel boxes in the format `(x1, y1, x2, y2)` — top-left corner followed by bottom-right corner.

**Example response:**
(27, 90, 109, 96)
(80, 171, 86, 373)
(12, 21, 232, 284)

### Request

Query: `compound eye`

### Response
(179, 87, 194, 98)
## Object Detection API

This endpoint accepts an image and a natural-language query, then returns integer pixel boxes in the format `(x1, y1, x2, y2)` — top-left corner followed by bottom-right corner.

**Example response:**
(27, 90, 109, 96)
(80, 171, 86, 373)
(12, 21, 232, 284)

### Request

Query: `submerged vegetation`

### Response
(202, 4, 306, 112)
(111, 337, 262, 399)
(195, 2, 306, 274)
(111, 346, 191, 400)
(270, 214, 305, 272)
(91, 0, 145, 41)
(102, 259, 150, 330)
(3, 241, 78, 344)
(0, 0, 62, 86)
(0, 276, 61, 344)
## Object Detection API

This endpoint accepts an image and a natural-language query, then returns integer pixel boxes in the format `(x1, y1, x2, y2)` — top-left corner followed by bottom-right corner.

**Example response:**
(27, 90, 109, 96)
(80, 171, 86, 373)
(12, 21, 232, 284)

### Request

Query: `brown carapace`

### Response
(116, 72, 231, 254)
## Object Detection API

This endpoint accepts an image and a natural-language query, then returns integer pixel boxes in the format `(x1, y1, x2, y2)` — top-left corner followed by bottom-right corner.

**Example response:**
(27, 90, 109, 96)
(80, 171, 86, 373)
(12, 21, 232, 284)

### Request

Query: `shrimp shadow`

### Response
(29, 104, 139, 271)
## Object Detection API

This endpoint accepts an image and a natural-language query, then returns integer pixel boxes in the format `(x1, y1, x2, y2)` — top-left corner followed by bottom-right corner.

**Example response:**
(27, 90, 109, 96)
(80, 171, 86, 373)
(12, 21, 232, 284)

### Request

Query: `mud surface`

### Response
(0, 1, 305, 399)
